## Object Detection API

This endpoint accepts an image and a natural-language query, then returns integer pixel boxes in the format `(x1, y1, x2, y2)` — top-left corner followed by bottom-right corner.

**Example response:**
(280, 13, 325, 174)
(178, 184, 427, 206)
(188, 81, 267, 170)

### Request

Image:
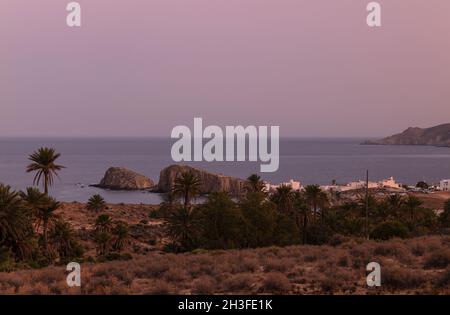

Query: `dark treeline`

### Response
(158, 172, 450, 252)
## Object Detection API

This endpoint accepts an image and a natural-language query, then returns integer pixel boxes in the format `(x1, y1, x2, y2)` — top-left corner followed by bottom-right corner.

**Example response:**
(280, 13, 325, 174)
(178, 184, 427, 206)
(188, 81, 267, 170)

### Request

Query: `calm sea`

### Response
(1, 138, 449, 204)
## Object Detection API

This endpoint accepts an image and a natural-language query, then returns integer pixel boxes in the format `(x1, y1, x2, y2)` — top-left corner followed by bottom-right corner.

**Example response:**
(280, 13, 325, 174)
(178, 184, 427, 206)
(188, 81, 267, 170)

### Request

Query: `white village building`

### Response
(440, 179, 450, 191)
(378, 177, 402, 189)
(264, 179, 302, 192)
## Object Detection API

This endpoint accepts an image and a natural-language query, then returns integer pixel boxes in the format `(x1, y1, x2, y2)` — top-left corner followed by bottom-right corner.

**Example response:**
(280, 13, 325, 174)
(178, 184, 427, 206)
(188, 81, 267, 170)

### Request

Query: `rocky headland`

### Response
(362, 123, 450, 147)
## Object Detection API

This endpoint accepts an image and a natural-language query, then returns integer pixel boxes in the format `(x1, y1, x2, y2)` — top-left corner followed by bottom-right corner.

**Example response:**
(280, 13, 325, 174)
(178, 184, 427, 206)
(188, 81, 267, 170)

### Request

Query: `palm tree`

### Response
(246, 174, 266, 194)
(404, 195, 423, 221)
(385, 194, 404, 218)
(304, 185, 328, 222)
(94, 231, 112, 256)
(0, 184, 34, 260)
(49, 219, 82, 260)
(293, 192, 310, 244)
(112, 221, 129, 252)
(20, 187, 47, 230)
(37, 197, 60, 252)
(172, 171, 201, 211)
(271, 185, 295, 214)
(86, 194, 106, 212)
(95, 214, 113, 233)
(166, 206, 199, 252)
(26, 147, 65, 195)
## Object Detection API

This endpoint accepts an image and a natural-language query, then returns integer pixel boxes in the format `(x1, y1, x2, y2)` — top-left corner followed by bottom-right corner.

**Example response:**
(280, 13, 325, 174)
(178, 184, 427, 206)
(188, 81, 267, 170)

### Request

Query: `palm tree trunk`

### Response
(44, 175, 49, 195)
(303, 214, 308, 244)
(313, 203, 317, 223)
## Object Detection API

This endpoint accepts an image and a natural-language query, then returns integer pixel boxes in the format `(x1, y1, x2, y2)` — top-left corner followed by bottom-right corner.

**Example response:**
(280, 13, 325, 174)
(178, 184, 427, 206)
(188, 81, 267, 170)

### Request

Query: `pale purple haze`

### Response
(1, 0, 449, 137)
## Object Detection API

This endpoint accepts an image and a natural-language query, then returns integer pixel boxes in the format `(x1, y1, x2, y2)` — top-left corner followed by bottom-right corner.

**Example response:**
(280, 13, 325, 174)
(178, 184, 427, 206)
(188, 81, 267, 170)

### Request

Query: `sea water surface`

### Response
(0, 138, 449, 204)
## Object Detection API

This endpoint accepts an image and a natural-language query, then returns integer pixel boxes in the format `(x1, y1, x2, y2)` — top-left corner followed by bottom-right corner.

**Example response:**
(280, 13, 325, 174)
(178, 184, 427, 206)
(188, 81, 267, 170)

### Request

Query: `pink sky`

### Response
(1, 0, 449, 137)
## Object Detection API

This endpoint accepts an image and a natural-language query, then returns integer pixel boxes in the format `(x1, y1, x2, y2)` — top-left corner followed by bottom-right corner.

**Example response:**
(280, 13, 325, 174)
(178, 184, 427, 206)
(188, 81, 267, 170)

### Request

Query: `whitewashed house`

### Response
(378, 177, 401, 189)
(283, 179, 302, 191)
(440, 179, 450, 191)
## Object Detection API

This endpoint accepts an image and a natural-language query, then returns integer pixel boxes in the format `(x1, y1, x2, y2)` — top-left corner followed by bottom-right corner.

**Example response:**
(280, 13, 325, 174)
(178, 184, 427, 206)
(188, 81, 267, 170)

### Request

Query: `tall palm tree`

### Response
(37, 197, 60, 252)
(304, 185, 328, 222)
(293, 192, 310, 244)
(271, 185, 295, 215)
(245, 174, 266, 194)
(404, 195, 423, 221)
(0, 184, 34, 260)
(95, 214, 113, 233)
(172, 171, 201, 211)
(112, 221, 129, 252)
(87, 194, 106, 212)
(26, 147, 65, 195)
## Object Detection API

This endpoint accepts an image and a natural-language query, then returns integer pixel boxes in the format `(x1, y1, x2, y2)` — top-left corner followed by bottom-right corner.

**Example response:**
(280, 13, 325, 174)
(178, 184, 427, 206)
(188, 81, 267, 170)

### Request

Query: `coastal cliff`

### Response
(96, 167, 155, 190)
(363, 123, 450, 147)
(158, 164, 245, 196)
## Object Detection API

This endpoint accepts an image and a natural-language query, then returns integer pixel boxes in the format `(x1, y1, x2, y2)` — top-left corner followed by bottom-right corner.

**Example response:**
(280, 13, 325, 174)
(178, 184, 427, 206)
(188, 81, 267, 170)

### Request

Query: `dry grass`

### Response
(1, 235, 449, 295)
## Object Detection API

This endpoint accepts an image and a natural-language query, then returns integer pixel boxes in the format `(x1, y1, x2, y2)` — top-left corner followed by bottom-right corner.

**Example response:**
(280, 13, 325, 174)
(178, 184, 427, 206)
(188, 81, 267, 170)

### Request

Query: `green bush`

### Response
(306, 223, 334, 245)
(370, 221, 408, 240)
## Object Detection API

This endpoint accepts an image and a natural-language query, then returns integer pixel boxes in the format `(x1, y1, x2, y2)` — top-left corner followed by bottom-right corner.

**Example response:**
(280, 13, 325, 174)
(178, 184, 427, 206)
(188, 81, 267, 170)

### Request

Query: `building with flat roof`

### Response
(440, 179, 450, 191)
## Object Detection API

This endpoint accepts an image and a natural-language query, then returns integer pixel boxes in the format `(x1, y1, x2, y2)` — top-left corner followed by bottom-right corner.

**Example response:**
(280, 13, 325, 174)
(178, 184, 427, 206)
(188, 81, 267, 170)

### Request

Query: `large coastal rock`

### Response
(363, 124, 450, 147)
(158, 165, 245, 196)
(97, 167, 154, 190)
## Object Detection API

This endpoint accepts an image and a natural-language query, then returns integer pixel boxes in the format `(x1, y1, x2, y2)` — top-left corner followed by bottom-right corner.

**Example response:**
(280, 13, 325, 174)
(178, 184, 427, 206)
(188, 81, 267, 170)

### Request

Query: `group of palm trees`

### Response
(162, 170, 450, 251)
(1, 147, 131, 268)
(162, 171, 332, 250)
(0, 147, 81, 265)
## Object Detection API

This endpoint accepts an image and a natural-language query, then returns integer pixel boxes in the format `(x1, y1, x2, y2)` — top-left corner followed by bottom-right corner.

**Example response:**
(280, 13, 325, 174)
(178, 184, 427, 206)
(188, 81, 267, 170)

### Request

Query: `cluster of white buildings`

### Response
(264, 177, 450, 194)
(264, 176, 403, 193)
(321, 177, 402, 192)
(264, 179, 302, 192)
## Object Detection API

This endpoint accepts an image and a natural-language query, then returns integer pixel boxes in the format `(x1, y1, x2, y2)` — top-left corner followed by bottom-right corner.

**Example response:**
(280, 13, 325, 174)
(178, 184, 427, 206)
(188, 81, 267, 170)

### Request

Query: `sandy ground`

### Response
(411, 191, 450, 211)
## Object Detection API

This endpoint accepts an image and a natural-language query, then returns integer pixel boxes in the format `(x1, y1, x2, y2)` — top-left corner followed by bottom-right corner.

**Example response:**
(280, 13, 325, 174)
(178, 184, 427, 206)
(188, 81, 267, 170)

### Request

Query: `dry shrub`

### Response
(373, 241, 412, 264)
(164, 267, 190, 282)
(423, 236, 444, 252)
(435, 267, 450, 289)
(135, 258, 169, 278)
(318, 275, 340, 294)
(424, 250, 450, 269)
(383, 266, 426, 290)
(230, 256, 259, 274)
(303, 253, 317, 263)
(145, 279, 172, 294)
(409, 242, 426, 257)
(192, 275, 217, 294)
(16, 283, 51, 295)
(337, 255, 349, 267)
(222, 273, 256, 292)
(263, 257, 294, 273)
(328, 234, 350, 247)
(261, 272, 291, 294)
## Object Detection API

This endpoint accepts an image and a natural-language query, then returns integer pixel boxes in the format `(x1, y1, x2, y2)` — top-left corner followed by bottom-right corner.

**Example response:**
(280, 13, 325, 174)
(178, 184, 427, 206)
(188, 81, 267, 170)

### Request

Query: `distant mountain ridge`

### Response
(363, 123, 450, 147)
